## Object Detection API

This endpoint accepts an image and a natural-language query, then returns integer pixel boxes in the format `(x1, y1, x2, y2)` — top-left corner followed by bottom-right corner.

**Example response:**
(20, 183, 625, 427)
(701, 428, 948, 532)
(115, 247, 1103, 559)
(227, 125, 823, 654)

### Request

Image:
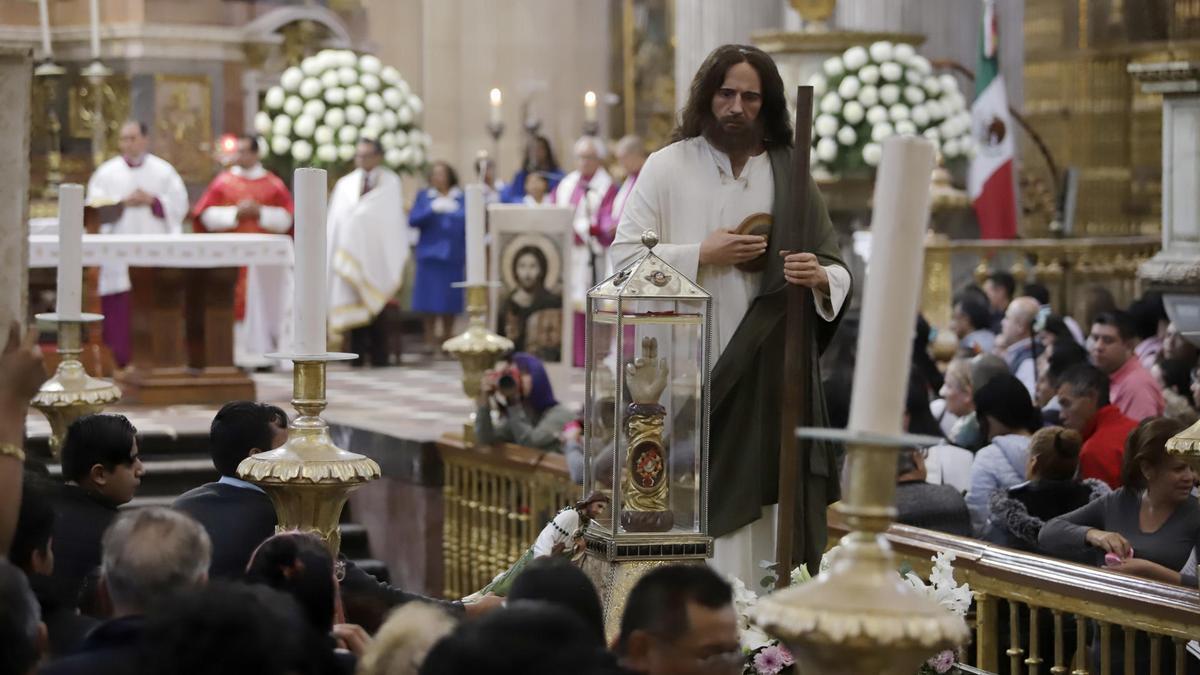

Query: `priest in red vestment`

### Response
(191, 135, 294, 363)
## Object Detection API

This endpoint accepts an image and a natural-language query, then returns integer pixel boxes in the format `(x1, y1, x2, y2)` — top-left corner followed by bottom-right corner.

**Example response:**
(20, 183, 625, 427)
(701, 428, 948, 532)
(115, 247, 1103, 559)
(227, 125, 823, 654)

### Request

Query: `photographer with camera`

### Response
(475, 352, 575, 453)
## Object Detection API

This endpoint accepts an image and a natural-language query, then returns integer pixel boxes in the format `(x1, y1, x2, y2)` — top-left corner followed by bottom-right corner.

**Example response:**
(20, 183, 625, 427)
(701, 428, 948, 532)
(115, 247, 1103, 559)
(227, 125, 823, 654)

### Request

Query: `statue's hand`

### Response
(625, 337, 670, 404)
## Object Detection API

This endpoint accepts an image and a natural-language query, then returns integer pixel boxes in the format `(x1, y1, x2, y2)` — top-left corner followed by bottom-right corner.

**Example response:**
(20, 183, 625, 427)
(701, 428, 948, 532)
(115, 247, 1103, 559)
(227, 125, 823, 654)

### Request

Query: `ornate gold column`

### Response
(34, 60, 65, 199)
(442, 285, 514, 442)
(81, 60, 112, 169)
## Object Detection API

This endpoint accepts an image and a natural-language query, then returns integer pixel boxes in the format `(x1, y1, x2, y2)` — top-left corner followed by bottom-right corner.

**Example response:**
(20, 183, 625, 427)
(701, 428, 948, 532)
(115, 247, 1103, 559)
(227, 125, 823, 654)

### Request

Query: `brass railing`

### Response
(922, 236, 1160, 331)
(437, 436, 575, 599)
(832, 521, 1200, 674)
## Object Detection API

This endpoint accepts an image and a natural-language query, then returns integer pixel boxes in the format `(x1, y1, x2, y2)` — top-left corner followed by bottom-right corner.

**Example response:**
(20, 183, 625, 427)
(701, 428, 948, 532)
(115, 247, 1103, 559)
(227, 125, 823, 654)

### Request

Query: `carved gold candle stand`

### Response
(81, 60, 113, 169)
(237, 353, 380, 556)
(442, 284, 514, 442)
(31, 313, 122, 459)
(752, 428, 969, 675)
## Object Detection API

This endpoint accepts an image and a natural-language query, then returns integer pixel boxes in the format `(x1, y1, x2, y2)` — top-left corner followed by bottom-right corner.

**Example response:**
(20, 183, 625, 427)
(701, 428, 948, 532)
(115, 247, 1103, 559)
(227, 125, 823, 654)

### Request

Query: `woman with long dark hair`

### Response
(500, 134, 564, 203)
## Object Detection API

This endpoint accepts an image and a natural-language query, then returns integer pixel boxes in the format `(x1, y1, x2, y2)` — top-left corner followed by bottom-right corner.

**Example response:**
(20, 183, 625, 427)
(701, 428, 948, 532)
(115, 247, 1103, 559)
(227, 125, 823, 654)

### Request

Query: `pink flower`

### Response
(753, 644, 794, 675)
(926, 650, 955, 673)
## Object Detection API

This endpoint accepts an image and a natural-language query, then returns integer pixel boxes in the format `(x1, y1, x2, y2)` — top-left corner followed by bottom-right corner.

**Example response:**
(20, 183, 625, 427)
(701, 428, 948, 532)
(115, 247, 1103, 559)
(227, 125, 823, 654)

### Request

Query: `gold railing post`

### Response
(978, 592, 999, 672)
(1099, 622, 1112, 675)
(1008, 601, 1026, 675)
(1027, 606, 1043, 672)
(1072, 615, 1089, 675)
(1052, 610, 1067, 675)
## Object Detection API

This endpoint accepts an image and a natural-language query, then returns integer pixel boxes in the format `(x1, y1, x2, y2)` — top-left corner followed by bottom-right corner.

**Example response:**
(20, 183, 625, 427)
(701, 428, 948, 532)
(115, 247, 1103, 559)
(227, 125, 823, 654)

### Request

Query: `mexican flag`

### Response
(967, 0, 1018, 239)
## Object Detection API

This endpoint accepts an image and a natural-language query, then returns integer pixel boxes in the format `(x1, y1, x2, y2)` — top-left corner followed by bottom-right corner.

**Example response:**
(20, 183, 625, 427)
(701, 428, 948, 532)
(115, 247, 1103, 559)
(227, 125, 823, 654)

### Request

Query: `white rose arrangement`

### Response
(257, 49, 430, 175)
(808, 41, 975, 175)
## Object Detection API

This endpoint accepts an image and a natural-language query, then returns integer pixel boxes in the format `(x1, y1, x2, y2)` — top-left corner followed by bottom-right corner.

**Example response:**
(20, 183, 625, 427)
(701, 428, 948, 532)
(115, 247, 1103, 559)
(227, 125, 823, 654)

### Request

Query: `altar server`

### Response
(191, 135, 294, 363)
(86, 121, 189, 366)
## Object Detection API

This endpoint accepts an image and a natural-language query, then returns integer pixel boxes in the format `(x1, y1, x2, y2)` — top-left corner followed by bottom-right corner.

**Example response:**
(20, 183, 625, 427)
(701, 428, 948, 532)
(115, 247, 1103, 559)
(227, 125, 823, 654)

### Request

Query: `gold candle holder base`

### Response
(442, 284, 514, 443)
(30, 313, 122, 459)
(751, 429, 969, 675)
(237, 353, 381, 556)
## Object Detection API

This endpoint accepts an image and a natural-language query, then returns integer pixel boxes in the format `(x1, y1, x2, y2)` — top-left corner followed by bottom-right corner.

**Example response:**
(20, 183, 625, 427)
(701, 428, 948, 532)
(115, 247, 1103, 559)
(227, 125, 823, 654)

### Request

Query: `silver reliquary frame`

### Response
(580, 231, 714, 638)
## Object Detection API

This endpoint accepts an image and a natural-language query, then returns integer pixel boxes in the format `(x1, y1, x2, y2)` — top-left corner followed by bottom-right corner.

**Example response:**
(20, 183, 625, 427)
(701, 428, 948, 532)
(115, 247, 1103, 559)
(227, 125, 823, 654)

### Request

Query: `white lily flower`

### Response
(857, 85, 879, 107)
(398, 145, 416, 166)
(385, 147, 404, 167)
(335, 66, 355, 87)
(814, 114, 839, 138)
(858, 64, 880, 85)
(397, 105, 414, 126)
(879, 84, 900, 106)
(842, 45, 869, 71)
(926, 100, 946, 120)
(865, 105, 888, 126)
(365, 112, 384, 131)
(339, 50, 357, 68)
(344, 105, 366, 127)
(895, 120, 917, 136)
(393, 130, 409, 148)
(911, 55, 933, 75)
(383, 87, 404, 109)
(923, 76, 943, 97)
(271, 114, 291, 136)
(316, 143, 337, 163)
(836, 125, 857, 146)
(837, 75, 861, 100)
(862, 142, 882, 167)
(358, 54, 383, 74)
(868, 41, 894, 63)
(324, 87, 346, 106)
(942, 137, 961, 158)
(338, 143, 356, 162)
(280, 67, 304, 92)
(270, 135, 291, 156)
(320, 69, 340, 89)
(382, 110, 399, 130)
(893, 43, 916, 64)
(843, 101, 865, 124)
(939, 73, 959, 93)
(283, 96, 304, 118)
(408, 96, 424, 116)
(904, 86, 926, 105)
(365, 93, 385, 113)
(361, 73, 382, 92)
(302, 99, 326, 120)
(381, 131, 397, 150)
(264, 86, 286, 111)
(819, 92, 843, 115)
(253, 111, 272, 136)
(323, 107, 346, 130)
(291, 139, 313, 162)
(871, 121, 894, 142)
(338, 125, 358, 145)
(823, 56, 845, 78)
(299, 78, 322, 100)
(344, 85, 365, 106)
(880, 62, 903, 82)
(906, 69, 924, 86)
(889, 103, 910, 122)
(923, 127, 941, 141)
(381, 66, 401, 85)
(910, 104, 930, 127)
(293, 114, 316, 138)
(300, 57, 323, 77)
(314, 125, 335, 146)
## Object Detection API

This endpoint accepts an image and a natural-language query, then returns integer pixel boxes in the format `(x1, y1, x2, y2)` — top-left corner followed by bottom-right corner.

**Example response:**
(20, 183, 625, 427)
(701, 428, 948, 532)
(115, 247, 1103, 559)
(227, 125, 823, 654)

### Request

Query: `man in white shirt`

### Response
(86, 121, 189, 366)
(612, 44, 852, 586)
(327, 138, 408, 366)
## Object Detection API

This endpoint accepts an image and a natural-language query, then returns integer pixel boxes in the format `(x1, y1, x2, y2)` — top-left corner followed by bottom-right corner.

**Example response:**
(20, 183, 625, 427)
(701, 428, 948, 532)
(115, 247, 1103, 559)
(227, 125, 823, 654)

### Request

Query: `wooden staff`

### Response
(775, 85, 816, 589)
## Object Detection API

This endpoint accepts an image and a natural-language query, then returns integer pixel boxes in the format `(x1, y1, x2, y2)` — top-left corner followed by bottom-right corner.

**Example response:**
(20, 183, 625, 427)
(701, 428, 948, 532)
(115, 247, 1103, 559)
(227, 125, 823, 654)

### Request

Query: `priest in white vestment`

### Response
(611, 45, 852, 592)
(326, 138, 409, 366)
(85, 120, 189, 366)
(555, 136, 613, 366)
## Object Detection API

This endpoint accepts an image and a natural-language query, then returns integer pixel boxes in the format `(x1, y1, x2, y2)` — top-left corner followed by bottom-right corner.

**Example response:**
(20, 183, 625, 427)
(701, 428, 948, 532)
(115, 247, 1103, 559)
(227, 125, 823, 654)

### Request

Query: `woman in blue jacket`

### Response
(409, 161, 465, 351)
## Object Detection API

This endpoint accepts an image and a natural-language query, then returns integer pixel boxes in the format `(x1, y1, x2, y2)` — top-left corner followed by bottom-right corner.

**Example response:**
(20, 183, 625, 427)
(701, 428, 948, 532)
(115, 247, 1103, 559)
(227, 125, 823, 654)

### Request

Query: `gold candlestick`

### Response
(31, 313, 122, 459)
(34, 60, 66, 199)
(442, 284, 514, 442)
(751, 428, 969, 675)
(81, 60, 112, 169)
(237, 353, 380, 556)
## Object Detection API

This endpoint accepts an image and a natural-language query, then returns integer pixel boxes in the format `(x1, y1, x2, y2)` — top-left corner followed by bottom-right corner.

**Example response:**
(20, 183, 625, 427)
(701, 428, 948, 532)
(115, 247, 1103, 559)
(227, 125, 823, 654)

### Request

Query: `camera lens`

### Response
(498, 374, 516, 389)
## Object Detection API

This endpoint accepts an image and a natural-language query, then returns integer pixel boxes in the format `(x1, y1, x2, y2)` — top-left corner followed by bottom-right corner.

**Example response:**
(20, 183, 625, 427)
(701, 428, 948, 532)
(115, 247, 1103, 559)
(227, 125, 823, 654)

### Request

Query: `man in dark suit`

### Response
(172, 401, 287, 579)
(173, 401, 498, 629)
(49, 414, 144, 606)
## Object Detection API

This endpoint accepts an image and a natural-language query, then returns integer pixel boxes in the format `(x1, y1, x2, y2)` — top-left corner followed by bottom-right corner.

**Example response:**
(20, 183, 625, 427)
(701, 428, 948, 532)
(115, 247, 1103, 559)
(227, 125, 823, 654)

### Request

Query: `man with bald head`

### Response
(999, 296, 1040, 397)
(556, 135, 614, 366)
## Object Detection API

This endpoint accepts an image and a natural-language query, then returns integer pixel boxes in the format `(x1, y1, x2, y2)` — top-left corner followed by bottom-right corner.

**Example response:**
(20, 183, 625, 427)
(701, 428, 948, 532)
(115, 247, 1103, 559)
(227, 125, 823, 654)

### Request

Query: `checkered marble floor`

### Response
(25, 358, 586, 445)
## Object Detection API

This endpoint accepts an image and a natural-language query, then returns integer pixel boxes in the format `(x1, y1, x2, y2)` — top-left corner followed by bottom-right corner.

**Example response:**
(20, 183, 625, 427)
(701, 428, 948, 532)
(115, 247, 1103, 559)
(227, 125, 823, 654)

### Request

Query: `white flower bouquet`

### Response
(807, 41, 975, 175)
(257, 49, 431, 175)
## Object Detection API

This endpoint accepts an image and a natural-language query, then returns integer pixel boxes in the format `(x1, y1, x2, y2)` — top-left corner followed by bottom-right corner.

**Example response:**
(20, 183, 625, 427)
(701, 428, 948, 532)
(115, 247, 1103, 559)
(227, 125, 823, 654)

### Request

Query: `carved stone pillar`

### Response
(0, 47, 32, 330)
(1130, 63, 1200, 295)
(674, 0, 782, 111)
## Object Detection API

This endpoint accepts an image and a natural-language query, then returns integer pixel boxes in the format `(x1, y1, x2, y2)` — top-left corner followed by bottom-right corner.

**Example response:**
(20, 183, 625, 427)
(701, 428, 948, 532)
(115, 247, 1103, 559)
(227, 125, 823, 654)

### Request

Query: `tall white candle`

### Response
(465, 184, 486, 285)
(37, 0, 52, 58)
(88, 0, 100, 59)
(293, 168, 328, 355)
(847, 136, 936, 436)
(56, 184, 84, 318)
(584, 91, 597, 123)
(489, 88, 502, 126)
